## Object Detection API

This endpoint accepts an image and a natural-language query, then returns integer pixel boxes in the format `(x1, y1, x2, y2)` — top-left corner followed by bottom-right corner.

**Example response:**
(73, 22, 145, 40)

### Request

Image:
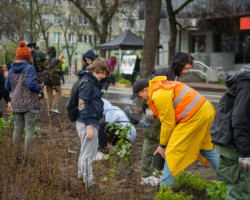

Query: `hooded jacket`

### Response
(81, 50, 97, 71)
(44, 46, 62, 86)
(149, 65, 177, 81)
(77, 71, 103, 126)
(5, 60, 40, 112)
(211, 65, 250, 157)
(102, 98, 136, 142)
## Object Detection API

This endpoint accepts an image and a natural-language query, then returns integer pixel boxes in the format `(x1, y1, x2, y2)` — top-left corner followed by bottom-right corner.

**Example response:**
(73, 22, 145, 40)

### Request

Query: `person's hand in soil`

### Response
(86, 125, 94, 140)
(154, 146, 165, 159)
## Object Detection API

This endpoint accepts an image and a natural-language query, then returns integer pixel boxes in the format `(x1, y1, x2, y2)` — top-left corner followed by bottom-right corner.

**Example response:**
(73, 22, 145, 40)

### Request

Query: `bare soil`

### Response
(0, 97, 218, 199)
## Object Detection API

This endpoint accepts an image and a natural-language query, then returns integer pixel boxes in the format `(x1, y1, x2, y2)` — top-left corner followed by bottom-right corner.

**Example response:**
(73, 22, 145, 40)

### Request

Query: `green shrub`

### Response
(117, 78, 131, 85)
(155, 185, 193, 200)
(174, 172, 209, 191)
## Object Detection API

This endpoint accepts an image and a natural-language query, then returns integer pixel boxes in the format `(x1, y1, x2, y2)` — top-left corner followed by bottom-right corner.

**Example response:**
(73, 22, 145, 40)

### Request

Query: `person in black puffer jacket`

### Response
(44, 46, 62, 114)
(210, 65, 250, 200)
(76, 57, 110, 194)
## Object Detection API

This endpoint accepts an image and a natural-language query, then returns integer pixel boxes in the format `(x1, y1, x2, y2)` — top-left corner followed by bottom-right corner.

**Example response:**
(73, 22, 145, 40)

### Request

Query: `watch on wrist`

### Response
(159, 144, 166, 148)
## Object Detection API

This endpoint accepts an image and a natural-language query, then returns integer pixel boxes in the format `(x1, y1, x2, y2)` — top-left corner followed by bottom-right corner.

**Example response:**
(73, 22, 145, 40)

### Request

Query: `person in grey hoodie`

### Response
(210, 65, 250, 200)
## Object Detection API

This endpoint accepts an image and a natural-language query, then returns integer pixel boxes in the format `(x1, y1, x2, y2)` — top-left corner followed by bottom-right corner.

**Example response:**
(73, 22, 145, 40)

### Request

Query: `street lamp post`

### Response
(30, 0, 33, 43)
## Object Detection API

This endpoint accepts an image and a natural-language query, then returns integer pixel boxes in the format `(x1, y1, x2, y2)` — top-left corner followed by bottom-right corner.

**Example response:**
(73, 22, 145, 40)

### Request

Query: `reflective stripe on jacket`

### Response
(147, 76, 206, 123)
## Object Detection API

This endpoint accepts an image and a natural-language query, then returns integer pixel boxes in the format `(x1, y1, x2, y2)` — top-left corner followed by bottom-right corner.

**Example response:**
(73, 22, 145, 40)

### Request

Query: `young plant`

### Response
(206, 180, 227, 200)
(174, 171, 209, 191)
(155, 185, 193, 200)
(102, 122, 133, 182)
(0, 114, 13, 143)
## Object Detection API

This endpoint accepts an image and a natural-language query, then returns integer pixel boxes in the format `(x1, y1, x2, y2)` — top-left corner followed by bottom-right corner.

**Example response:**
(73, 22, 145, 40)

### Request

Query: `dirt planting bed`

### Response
(0, 97, 219, 199)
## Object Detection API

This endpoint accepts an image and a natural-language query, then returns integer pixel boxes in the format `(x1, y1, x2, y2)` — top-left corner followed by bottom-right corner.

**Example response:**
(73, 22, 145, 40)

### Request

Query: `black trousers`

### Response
(98, 121, 120, 148)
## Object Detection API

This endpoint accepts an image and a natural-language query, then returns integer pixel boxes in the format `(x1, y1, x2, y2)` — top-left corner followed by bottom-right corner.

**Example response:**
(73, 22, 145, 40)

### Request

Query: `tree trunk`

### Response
(168, 18, 177, 64)
(140, 0, 162, 78)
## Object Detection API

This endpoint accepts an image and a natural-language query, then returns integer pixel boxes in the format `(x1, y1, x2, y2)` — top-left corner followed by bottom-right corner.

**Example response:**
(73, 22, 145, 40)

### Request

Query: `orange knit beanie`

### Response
(16, 41, 31, 60)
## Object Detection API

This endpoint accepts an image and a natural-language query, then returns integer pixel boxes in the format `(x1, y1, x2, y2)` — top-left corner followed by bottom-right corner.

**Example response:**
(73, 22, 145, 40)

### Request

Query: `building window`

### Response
(83, 0, 95, 8)
(54, 14, 61, 24)
(54, 0, 61, 6)
(78, 34, 93, 43)
(79, 16, 89, 26)
(79, 34, 83, 42)
(69, 15, 74, 25)
(112, 18, 118, 26)
(7, 33, 15, 41)
(192, 35, 206, 53)
(42, 14, 50, 24)
(69, 33, 75, 43)
(24, 33, 29, 42)
(124, 20, 130, 29)
(53, 32, 62, 43)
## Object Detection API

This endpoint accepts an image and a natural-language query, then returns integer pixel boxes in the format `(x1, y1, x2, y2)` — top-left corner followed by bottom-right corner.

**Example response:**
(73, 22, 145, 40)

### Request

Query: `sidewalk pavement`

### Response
(61, 77, 227, 95)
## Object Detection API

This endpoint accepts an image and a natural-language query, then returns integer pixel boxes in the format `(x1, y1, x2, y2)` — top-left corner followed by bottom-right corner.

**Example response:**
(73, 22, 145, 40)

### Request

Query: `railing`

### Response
(187, 60, 218, 82)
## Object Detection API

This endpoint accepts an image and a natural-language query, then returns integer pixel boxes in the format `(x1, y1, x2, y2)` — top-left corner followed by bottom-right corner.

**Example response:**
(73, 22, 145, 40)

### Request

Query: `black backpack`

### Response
(66, 77, 96, 122)
(66, 79, 80, 122)
(123, 106, 139, 125)
(31, 49, 46, 72)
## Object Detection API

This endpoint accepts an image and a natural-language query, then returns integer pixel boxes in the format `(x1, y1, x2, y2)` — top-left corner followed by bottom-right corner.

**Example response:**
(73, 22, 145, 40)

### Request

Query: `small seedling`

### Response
(155, 185, 193, 200)
(206, 180, 227, 200)
(174, 171, 209, 191)
(102, 122, 133, 181)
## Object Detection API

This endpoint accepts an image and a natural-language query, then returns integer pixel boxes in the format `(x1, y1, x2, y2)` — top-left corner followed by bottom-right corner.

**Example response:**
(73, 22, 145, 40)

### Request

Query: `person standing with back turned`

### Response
(210, 65, 250, 200)
(44, 46, 62, 114)
(5, 41, 42, 164)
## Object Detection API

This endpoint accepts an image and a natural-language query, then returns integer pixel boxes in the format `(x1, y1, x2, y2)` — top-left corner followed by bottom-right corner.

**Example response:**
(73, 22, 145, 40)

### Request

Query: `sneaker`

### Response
(50, 108, 61, 114)
(95, 152, 109, 161)
(87, 184, 102, 195)
(141, 176, 161, 186)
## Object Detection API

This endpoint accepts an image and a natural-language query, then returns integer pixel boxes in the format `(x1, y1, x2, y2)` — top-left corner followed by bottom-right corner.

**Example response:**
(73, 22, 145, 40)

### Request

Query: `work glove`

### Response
(101, 89, 107, 96)
(239, 157, 250, 172)
(146, 108, 154, 121)
(140, 120, 150, 127)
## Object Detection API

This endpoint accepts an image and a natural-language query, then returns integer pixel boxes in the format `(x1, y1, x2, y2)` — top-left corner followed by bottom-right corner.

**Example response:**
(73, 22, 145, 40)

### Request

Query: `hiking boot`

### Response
(50, 108, 61, 114)
(141, 176, 161, 186)
(87, 184, 102, 195)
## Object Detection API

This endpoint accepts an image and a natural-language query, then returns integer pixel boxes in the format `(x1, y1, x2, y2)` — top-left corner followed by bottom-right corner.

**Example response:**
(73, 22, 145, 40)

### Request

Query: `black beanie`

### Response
(171, 52, 193, 76)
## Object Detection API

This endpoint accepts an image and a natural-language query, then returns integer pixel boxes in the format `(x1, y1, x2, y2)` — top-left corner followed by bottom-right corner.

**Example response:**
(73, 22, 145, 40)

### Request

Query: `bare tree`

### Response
(166, 0, 194, 62)
(0, 1, 29, 44)
(67, 0, 138, 57)
(140, 0, 162, 78)
(33, 0, 56, 50)
(59, 15, 81, 68)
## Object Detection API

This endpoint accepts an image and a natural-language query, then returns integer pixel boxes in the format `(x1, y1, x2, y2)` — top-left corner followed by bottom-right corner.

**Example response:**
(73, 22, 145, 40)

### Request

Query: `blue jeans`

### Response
(160, 149, 219, 186)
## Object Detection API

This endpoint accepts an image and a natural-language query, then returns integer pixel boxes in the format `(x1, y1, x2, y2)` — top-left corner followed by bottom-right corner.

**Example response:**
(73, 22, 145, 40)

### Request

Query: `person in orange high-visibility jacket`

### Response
(131, 76, 220, 187)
